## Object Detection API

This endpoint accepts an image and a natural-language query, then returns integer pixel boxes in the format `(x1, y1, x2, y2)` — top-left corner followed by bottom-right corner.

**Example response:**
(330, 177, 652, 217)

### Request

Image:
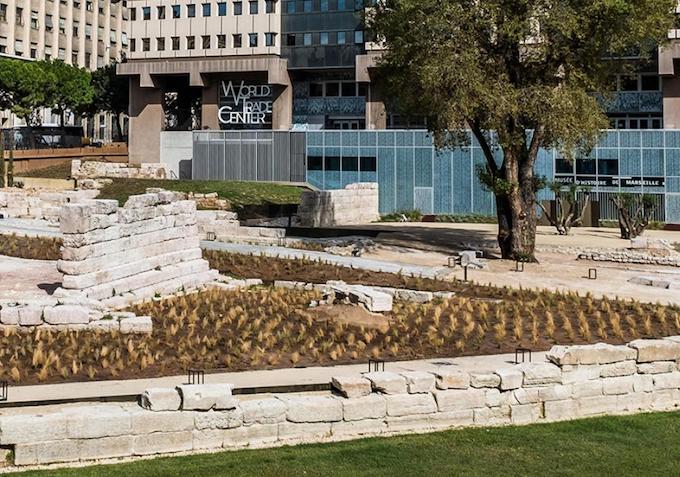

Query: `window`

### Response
(217, 34, 226, 48)
(337, 31, 346, 44)
(641, 75, 660, 91)
(85, 52, 91, 64)
(360, 156, 377, 172)
(303, 33, 312, 45)
(129, 38, 136, 52)
(325, 82, 340, 96)
(157, 37, 165, 51)
(555, 159, 573, 174)
(234, 1, 242, 14)
(202, 3, 211, 16)
(619, 75, 638, 91)
(265, 0, 276, 13)
(308, 156, 323, 171)
(30, 11, 38, 29)
(265, 32, 276, 46)
(85, 23, 92, 39)
(324, 156, 340, 171)
(341, 82, 355, 96)
(0, 4, 6, 22)
(576, 158, 596, 175)
(233, 33, 242, 47)
(86, 1, 93, 12)
(342, 156, 358, 171)
(187, 4, 196, 17)
(303, 0, 312, 11)
(59, 17, 66, 34)
(158, 6, 166, 19)
(142, 6, 151, 20)
(358, 83, 368, 97)
(286, 34, 296, 46)
(172, 36, 180, 50)
(172, 5, 181, 18)
(249, 32, 258, 47)
(354, 30, 364, 43)
(249, 0, 258, 14)
(310, 83, 323, 96)
(202, 35, 210, 48)
(129, 7, 136, 21)
(218, 2, 227, 15)
(187, 36, 195, 49)
(287, 1, 295, 13)
(142, 38, 150, 51)
(110, 30, 117, 44)
(320, 32, 329, 45)
(354, 0, 363, 9)
(321, 0, 328, 10)
(71, 50, 78, 63)
(73, 22, 79, 36)
(15, 7, 23, 26)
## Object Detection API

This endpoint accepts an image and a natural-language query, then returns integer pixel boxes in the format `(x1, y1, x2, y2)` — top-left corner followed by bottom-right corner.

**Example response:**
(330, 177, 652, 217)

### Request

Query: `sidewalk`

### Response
(5, 351, 547, 405)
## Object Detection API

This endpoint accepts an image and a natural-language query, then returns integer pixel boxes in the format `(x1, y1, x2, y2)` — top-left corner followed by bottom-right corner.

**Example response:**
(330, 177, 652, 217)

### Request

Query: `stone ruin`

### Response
(298, 183, 380, 227)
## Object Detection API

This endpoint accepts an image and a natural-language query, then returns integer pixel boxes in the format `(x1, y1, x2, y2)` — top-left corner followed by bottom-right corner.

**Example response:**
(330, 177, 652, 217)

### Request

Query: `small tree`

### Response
(611, 193, 657, 239)
(42, 60, 94, 127)
(539, 183, 591, 235)
(91, 61, 129, 141)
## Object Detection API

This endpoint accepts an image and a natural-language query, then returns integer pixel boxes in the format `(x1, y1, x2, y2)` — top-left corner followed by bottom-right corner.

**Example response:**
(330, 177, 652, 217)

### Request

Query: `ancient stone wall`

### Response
(5, 338, 680, 467)
(57, 191, 218, 309)
(71, 160, 167, 181)
(0, 188, 99, 223)
(298, 183, 379, 227)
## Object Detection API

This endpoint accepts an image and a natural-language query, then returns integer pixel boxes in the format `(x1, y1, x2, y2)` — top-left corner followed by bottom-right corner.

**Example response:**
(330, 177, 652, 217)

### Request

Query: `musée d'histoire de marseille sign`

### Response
(554, 175, 665, 188)
(218, 80, 273, 130)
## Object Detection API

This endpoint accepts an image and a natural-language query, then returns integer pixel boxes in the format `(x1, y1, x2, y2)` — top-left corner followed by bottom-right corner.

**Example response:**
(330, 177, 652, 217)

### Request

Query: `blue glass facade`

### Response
(305, 129, 680, 223)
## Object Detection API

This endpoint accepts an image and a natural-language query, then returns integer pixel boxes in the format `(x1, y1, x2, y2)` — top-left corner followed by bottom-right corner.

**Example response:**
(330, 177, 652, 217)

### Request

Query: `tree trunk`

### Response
(495, 179, 538, 262)
(7, 132, 14, 188)
(113, 113, 123, 142)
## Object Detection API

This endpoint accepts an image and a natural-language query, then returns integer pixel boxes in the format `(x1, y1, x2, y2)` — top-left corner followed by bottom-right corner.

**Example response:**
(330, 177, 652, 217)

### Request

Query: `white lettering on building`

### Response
(218, 80, 273, 126)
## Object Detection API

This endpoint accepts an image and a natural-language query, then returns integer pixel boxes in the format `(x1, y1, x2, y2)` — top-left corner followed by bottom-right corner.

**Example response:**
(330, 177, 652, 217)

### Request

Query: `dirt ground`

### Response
(0, 256, 61, 300)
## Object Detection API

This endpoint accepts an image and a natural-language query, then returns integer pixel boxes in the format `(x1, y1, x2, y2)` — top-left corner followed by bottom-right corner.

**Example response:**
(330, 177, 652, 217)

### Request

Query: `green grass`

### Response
(97, 179, 305, 208)
(16, 162, 72, 179)
(10, 412, 680, 476)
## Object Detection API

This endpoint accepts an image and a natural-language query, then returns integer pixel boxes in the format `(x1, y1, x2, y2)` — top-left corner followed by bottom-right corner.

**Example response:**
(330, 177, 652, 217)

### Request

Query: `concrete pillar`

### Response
(366, 83, 387, 130)
(272, 84, 292, 130)
(663, 75, 680, 129)
(128, 76, 163, 164)
(201, 80, 220, 130)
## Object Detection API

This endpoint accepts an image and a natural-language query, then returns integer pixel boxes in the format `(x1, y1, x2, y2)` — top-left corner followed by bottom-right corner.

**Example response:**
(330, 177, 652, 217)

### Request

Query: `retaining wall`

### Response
(71, 160, 167, 181)
(298, 183, 379, 227)
(56, 191, 218, 309)
(6, 338, 680, 467)
(0, 188, 98, 223)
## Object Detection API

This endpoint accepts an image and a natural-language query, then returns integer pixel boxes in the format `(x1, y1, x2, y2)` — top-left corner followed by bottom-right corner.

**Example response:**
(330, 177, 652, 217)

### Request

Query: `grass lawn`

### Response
(97, 179, 304, 208)
(10, 412, 680, 476)
(17, 162, 72, 179)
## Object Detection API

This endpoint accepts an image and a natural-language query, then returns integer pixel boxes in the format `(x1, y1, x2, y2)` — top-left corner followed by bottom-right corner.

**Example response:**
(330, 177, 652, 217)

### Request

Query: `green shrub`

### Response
(380, 210, 423, 222)
(435, 214, 497, 224)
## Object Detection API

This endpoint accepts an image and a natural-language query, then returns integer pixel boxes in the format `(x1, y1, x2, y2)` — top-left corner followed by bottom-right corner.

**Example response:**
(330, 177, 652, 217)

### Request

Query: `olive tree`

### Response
(369, 0, 675, 260)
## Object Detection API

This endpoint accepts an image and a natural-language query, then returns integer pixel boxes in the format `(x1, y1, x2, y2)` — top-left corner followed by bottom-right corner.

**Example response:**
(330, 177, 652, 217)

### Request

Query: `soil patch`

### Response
(304, 304, 391, 331)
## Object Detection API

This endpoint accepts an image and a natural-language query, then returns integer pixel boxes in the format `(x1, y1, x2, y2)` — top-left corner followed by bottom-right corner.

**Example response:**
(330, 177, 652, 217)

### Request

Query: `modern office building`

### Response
(0, 0, 128, 142)
(120, 0, 680, 224)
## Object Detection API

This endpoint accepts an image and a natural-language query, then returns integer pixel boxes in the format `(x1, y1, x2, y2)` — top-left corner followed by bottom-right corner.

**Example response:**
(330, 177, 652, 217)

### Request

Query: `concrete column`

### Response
(272, 84, 292, 130)
(663, 75, 680, 129)
(366, 83, 387, 130)
(201, 80, 220, 130)
(128, 76, 163, 164)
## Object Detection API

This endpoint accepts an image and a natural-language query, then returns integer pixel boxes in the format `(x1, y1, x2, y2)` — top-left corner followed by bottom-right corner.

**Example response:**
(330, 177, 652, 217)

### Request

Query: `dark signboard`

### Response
(554, 175, 665, 188)
(218, 80, 273, 130)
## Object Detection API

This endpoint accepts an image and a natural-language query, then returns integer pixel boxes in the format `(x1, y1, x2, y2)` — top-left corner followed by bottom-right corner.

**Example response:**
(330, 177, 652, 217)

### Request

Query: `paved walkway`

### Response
(201, 241, 450, 279)
(6, 352, 547, 405)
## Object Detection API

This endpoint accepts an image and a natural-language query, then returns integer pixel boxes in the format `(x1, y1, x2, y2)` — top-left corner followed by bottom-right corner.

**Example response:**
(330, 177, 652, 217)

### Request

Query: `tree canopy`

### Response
(91, 61, 130, 141)
(369, 0, 676, 259)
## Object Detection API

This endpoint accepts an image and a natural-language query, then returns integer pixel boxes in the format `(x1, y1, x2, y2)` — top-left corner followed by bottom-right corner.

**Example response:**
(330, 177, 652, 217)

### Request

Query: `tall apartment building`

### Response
(0, 0, 128, 141)
(120, 1, 680, 225)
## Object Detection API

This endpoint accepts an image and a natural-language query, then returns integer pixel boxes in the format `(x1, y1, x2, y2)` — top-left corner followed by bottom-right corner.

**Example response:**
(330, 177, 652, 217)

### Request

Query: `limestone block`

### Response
(132, 431, 193, 456)
(637, 361, 677, 374)
(544, 399, 578, 421)
(511, 403, 543, 424)
(385, 414, 434, 433)
(572, 380, 603, 398)
(332, 418, 387, 437)
(400, 371, 435, 393)
(178, 384, 237, 411)
(63, 405, 132, 438)
(495, 368, 523, 390)
(342, 394, 387, 421)
(653, 372, 680, 390)
(433, 388, 486, 412)
(79, 435, 134, 461)
(538, 384, 573, 402)
(0, 306, 19, 325)
(331, 284, 393, 312)
(240, 398, 287, 425)
(473, 406, 511, 426)
(120, 316, 153, 334)
(577, 395, 618, 416)
(364, 372, 408, 394)
(124, 193, 161, 209)
(617, 392, 654, 413)
(484, 389, 508, 407)
(223, 423, 279, 448)
(632, 374, 654, 393)
(278, 422, 332, 442)
(15, 440, 81, 465)
(470, 372, 501, 388)
(194, 408, 244, 430)
(331, 376, 372, 398)
(511, 387, 541, 404)
(517, 362, 562, 386)
(651, 389, 680, 411)
(602, 376, 635, 395)
(279, 395, 343, 423)
(43, 305, 90, 325)
(18, 306, 43, 326)
(429, 410, 474, 429)
(628, 339, 680, 363)
(192, 429, 225, 450)
(0, 413, 68, 444)
(599, 360, 637, 378)
(434, 370, 470, 390)
(140, 387, 182, 411)
(561, 364, 601, 384)
(88, 319, 120, 332)
(129, 409, 195, 434)
(546, 343, 636, 366)
(384, 393, 437, 417)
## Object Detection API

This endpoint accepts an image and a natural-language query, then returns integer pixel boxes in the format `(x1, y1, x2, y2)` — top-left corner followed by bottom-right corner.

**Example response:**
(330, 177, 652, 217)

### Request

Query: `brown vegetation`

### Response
(0, 233, 61, 260)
